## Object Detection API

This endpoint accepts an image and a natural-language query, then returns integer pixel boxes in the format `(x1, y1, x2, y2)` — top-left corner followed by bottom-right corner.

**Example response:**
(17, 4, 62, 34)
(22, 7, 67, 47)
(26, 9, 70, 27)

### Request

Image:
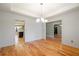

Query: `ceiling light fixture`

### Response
(36, 3, 48, 23)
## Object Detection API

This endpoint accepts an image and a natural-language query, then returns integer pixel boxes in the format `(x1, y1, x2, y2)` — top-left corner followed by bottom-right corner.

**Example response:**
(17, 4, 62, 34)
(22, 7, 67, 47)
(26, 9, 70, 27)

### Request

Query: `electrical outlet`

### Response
(71, 40, 74, 43)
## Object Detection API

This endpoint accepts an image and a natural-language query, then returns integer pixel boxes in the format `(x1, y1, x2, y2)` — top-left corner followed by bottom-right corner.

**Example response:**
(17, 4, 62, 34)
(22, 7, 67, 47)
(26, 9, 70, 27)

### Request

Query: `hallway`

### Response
(0, 37, 79, 56)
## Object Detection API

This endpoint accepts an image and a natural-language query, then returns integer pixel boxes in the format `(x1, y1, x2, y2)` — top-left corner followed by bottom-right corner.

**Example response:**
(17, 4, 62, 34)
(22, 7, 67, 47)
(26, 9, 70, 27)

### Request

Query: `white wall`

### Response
(0, 11, 44, 48)
(0, 12, 15, 48)
(42, 23, 46, 39)
(46, 7, 79, 48)
(25, 18, 43, 42)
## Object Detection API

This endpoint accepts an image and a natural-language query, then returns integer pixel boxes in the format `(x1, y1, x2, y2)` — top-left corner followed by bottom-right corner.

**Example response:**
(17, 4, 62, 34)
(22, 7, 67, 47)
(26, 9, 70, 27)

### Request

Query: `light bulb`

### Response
(45, 20, 48, 22)
(36, 18, 40, 23)
(41, 17, 45, 22)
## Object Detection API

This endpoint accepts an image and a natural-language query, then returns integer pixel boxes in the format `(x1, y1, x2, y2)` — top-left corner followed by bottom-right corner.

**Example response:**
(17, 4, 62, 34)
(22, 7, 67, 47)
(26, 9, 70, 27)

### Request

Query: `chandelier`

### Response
(36, 3, 48, 23)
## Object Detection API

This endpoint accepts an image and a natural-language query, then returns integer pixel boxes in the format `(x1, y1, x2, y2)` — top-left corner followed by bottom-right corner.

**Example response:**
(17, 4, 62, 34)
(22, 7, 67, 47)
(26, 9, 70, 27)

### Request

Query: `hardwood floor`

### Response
(0, 37, 79, 56)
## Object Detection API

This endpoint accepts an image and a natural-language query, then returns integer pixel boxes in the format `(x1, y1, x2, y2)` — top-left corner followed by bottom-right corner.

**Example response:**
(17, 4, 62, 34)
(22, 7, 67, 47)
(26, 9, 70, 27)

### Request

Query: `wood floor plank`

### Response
(0, 37, 79, 56)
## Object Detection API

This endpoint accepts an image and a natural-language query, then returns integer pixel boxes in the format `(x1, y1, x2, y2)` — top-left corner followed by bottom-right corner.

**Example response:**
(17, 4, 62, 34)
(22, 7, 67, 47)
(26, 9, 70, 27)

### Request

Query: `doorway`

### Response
(53, 21, 62, 43)
(15, 20, 25, 44)
(46, 20, 62, 42)
(54, 24, 62, 38)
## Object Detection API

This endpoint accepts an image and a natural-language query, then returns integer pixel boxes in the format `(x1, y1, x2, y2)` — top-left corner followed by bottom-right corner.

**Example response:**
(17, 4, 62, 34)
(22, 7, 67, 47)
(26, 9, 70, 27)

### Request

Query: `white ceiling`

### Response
(0, 3, 79, 18)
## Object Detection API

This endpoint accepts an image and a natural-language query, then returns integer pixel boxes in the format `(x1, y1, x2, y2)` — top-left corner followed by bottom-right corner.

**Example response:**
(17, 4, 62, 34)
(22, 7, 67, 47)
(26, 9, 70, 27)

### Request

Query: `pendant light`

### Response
(36, 3, 48, 23)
